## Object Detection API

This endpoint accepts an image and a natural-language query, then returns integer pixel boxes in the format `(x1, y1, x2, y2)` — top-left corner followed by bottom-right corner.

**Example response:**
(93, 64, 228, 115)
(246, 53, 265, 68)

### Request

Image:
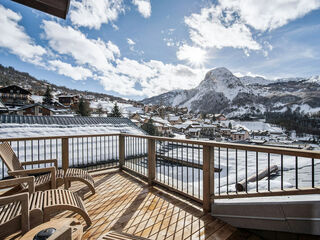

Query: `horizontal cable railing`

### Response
(1, 133, 320, 212)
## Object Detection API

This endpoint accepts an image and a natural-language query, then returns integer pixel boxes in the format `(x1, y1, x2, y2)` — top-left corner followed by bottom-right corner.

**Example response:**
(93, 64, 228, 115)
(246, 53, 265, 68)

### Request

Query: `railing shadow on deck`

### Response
(106, 171, 230, 240)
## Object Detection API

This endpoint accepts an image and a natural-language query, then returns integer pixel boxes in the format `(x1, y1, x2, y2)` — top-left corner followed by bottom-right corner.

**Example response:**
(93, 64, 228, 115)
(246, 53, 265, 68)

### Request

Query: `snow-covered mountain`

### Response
(142, 67, 320, 117)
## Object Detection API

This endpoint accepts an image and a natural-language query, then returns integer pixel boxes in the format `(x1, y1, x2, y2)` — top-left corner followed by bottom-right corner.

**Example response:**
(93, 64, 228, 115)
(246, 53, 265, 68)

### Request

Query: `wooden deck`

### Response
(12, 170, 257, 240)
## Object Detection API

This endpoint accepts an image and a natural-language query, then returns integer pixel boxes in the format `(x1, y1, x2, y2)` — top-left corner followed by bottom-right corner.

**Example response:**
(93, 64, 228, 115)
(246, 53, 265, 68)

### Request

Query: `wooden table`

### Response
(21, 218, 83, 240)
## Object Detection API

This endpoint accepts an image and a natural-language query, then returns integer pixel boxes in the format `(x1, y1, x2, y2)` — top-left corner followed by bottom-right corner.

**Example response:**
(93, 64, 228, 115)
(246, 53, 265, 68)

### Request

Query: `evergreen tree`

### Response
(43, 86, 53, 105)
(228, 122, 232, 129)
(77, 98, 91, 116)
(110, 102, 122, 117)
(141, 119, 158, 136)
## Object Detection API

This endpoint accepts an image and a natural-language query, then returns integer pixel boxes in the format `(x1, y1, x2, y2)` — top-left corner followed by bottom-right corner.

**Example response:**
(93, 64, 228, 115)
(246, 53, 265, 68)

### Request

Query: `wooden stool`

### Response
(21, 218, 83, 240)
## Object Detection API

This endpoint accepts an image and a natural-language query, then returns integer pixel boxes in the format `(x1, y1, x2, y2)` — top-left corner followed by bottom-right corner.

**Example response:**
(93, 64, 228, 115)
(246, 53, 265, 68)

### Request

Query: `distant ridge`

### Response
(142, 67, 320, 117)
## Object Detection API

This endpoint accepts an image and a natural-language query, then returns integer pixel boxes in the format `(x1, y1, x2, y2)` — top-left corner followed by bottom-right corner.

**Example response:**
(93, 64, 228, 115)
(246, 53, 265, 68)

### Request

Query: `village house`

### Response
(199, 123, 216, 138)
(130, 113, 141, 121)
(214, 113, 227, 121)
(186, 127, 201, 138)
(231, 130, 250, 141)
(220, 128, 232, 137)
(14, 103, 54, 116)
(0, 85, 33, 106)
(143, 104, 158, 113)
(168, 115, 183, 125)
(58, 94, 79, 106)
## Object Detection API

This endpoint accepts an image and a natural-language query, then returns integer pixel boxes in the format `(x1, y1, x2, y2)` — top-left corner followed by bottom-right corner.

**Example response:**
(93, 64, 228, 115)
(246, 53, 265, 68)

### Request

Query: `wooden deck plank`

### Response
(11, 170, 253, 240)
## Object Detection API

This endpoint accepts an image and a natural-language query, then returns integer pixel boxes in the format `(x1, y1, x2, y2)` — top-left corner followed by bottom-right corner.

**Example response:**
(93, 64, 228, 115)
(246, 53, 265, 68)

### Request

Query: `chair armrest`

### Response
(0, 176, 35, 194)
(48, 226, 72, 240)
(0, 192, 30, 233)
(21, 159, 58, 169)
(8, 167, 56, 189)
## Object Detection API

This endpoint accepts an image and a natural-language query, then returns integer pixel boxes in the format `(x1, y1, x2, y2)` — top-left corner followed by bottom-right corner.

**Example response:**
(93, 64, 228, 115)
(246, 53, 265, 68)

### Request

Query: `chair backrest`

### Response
(0, 142, 24, 172)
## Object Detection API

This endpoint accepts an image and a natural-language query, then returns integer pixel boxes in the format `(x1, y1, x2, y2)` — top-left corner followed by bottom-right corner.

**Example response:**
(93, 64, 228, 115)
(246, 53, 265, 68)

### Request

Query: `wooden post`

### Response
(203, 145, 214, 213)
(148, 139, 156, 186)
(62, 137, 69, 172)
(210, 147, 215, 206)
(119, 134, 125, 170)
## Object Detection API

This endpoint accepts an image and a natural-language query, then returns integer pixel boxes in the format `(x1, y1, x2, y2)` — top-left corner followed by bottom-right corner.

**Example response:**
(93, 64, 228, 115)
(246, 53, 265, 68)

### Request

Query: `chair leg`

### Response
(64, 179, 70, 190)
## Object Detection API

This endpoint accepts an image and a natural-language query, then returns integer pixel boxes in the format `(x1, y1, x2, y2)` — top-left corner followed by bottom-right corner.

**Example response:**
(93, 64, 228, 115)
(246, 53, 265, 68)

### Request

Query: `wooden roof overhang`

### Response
(12, 0, 70, 19)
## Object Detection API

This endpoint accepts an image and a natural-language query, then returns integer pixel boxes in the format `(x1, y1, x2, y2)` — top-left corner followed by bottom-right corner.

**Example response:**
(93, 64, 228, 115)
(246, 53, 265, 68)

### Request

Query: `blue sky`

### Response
(0, 0, 320, 100)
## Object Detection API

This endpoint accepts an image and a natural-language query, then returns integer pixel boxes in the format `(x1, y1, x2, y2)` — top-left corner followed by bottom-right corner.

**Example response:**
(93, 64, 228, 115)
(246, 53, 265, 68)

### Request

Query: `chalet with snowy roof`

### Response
(58, 94, 79, 106)
(186, 127, 201, 138)
(14, 103, 54, 116)
(220, 128, 232, 136)
(231, 130, 250, 141)
(214, 113, 227, 121)
(0, 85, 32, 106)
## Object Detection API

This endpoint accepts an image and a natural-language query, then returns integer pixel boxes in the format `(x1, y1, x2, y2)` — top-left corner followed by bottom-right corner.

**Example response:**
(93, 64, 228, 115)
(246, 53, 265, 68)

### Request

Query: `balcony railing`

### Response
(1, 133, 319, 212)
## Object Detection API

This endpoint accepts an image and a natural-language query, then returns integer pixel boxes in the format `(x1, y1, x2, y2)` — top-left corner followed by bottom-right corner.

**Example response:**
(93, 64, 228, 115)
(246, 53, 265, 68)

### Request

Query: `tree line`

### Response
(265, 109, 320, 137)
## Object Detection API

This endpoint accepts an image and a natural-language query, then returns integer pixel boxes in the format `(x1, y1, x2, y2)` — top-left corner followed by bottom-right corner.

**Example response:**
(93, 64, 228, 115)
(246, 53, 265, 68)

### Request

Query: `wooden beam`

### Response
(12, 0, 70, 19)
(119, 135, 125, 170)
(203, 145, 212, 213)
(148, 139, 156, 186)
(62, 137, 69, 172)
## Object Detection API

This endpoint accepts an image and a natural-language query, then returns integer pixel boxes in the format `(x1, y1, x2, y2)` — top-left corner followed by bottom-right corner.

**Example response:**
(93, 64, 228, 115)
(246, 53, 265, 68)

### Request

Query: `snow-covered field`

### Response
(219, 120, 283, 133)
(90, 100, 143, 115)
(124, 142, 320, 199)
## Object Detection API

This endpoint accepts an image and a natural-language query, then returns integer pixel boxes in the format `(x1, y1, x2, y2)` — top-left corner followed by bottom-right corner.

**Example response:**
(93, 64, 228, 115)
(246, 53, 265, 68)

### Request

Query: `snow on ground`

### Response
(90, 100, 143, 114)
(127, 142, 319, 197)
(291, 104, 320, 114)
(219, 120, 283, 133)
(31, 95, 43, 103)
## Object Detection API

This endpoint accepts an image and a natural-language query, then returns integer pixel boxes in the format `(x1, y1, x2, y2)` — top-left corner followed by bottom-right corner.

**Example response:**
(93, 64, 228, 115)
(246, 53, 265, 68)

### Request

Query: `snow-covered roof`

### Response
(0, 115, 146, 138)
(188, 128, 201, 133)
(168, 116, 181, 121)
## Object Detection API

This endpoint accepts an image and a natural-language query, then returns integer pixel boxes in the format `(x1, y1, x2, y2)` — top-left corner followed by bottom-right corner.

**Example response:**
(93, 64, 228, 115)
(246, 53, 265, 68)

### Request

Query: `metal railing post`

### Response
(203, 145, 214, 213)
(119, 134, 125, 170)
(62, 137, 69, 172)
(148, 139, 156, 186)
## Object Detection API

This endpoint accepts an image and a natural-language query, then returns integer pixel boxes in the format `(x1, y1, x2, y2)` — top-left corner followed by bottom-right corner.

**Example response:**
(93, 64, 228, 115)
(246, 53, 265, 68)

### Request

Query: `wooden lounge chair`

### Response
(0, 176, 92, 238)
(0, 176, 38, 238)
(0, 142, 95, 195)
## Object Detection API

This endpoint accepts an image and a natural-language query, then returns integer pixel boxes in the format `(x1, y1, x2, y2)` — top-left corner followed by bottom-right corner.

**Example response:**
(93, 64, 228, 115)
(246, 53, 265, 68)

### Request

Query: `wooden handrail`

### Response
(1, 133, 319, 158)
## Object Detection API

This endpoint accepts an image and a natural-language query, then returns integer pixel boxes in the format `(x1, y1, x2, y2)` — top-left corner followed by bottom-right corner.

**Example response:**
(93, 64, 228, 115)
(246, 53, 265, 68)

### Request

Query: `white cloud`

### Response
(70, 0, 125, 29)
(127, 38, 136, 45)
(100, 58, 206, 97)
(48, 60, 93, 81)
(176, 44, 207, 66)
(184, 6, 261, 51)
(132, 0, 151, 18)
(42, 20, 119, 72)
(0, 5, 46, 64)
(219, 0, 320, 31)
(183, 0, 320, 59)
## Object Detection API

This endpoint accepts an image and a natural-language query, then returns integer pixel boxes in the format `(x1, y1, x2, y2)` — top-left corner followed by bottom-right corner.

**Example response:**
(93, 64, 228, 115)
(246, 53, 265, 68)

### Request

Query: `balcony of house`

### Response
(0, 133, 319, 239)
